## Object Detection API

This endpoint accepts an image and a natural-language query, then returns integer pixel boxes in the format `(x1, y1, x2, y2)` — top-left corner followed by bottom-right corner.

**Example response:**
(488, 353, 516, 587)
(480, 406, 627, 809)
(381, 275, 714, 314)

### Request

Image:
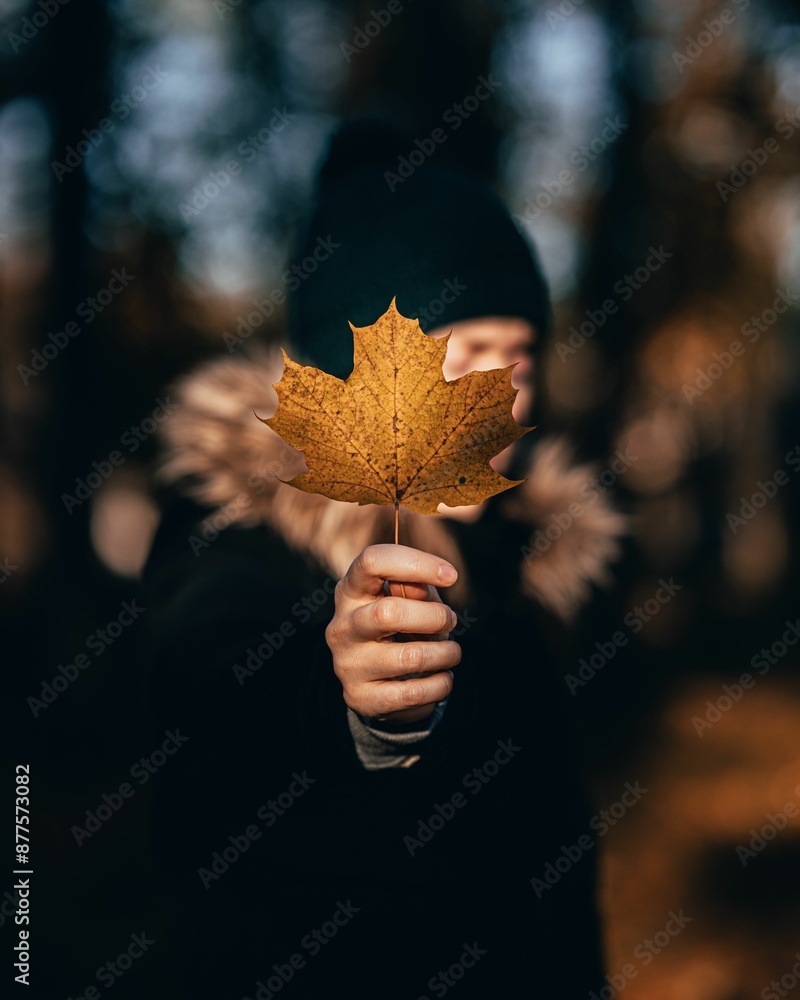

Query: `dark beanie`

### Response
(286, 119, 551, 381)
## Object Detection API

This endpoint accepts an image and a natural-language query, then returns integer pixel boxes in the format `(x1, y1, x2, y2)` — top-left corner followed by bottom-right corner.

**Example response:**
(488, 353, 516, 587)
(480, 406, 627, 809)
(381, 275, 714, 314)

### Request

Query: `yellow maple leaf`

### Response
(260, 299, 533, 515)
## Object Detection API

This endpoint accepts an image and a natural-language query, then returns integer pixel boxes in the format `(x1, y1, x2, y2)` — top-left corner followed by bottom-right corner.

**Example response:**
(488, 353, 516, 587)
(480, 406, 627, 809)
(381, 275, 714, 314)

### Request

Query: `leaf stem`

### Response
(394, 503, 406, 598)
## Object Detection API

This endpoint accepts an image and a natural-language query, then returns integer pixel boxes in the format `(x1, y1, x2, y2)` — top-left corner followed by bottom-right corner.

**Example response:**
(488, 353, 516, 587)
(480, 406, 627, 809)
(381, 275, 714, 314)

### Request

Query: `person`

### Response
(143, 120, 624, 998)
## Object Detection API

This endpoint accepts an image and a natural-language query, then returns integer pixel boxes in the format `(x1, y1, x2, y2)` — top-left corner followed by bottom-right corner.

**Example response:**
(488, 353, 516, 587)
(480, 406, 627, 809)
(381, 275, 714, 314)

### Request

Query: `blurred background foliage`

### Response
(2, 0, 800, 995)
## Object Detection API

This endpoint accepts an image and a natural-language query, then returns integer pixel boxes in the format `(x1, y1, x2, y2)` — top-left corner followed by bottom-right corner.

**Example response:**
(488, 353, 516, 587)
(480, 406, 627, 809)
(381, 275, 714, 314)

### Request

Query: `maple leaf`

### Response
(260, 299, 533, 515)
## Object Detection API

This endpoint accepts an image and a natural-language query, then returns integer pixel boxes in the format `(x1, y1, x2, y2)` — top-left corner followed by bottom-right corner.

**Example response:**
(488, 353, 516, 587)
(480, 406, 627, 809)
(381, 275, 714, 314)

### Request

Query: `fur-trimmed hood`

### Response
(157, 348, 627, 622)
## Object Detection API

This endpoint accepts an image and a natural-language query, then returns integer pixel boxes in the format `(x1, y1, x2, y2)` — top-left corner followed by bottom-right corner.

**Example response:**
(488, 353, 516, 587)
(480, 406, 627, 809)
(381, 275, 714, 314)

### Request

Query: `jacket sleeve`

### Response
(141, 493, 448, 815)
(347, 698, 449, 769)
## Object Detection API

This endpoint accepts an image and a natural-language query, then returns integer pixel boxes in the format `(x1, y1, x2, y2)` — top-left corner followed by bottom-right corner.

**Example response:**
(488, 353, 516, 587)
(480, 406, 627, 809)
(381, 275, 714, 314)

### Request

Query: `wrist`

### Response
(365, 704, 436, 728)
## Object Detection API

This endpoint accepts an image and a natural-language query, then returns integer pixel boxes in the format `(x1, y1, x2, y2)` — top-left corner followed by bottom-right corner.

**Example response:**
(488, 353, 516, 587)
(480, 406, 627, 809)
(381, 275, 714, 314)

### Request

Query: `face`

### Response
(427, 316, 537, 425)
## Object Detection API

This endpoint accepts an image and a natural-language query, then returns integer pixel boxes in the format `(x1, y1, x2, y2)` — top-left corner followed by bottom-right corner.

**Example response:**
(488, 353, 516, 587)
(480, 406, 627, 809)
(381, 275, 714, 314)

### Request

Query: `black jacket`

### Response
(141, 351, 623, 998)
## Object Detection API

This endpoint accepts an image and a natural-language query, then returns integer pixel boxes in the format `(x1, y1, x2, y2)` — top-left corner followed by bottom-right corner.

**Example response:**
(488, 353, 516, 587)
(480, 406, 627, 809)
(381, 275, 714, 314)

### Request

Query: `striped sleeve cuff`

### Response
(346, 700, 449, 771)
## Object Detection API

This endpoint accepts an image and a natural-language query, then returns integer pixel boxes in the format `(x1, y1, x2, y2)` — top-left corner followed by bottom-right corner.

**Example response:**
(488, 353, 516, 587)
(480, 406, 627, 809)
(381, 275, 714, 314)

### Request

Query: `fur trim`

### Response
(499, 438, 629, 623)
(157, 350, 626, 620)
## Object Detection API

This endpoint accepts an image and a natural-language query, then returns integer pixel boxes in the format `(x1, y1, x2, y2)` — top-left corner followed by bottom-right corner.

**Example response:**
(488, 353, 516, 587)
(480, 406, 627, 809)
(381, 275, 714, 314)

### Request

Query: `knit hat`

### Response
(286, 118, 551, 381)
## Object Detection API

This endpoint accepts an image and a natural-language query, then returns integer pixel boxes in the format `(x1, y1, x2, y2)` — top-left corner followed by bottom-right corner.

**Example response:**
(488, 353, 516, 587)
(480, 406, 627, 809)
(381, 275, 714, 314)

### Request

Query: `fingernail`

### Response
(449, 610, 458, 629)
(438, 563, 457, 584)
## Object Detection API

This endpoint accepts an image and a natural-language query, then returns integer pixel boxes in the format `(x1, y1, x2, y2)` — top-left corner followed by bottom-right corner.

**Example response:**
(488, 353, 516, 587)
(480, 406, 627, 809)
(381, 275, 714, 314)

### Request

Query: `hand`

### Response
(325, 544, 461, 725)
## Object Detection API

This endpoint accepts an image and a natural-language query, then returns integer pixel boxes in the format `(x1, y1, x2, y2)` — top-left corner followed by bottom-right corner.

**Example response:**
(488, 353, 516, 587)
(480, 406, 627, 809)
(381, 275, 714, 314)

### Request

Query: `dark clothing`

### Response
(142, 492, 606, 998)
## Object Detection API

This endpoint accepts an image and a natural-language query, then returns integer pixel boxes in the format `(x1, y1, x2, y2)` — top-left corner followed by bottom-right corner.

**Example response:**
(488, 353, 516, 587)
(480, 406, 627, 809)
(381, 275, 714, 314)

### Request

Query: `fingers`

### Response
(332, 635, 461, 718)
(328, 545, 462, 723)
(338, 637, 461, 680)
(351, 596, 457, 641)
(339, 544, 457, 601)
(344, 662, 457, 719)
(380, 638, 461, 675)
